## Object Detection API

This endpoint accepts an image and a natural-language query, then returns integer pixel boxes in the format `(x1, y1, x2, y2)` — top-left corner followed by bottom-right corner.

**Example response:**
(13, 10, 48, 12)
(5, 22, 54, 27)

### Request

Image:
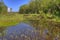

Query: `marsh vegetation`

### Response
(0, 0, 60, 40)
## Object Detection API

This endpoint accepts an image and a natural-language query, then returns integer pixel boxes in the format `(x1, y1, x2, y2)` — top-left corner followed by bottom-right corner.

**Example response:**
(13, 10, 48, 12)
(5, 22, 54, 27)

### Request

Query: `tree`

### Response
(0, 6, 2, 13)
(0, 1, 2, 14)
(19, 0, 60, 16)
(19, 0, 41, 14)
(0, 0, 7, 14)
(19, 5, 29, 14)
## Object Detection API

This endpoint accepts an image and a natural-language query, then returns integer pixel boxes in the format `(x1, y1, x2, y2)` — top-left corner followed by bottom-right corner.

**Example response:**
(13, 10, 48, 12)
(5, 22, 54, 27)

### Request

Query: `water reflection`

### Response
(0, 23, 59, 40)
(3, 23, 40, 40)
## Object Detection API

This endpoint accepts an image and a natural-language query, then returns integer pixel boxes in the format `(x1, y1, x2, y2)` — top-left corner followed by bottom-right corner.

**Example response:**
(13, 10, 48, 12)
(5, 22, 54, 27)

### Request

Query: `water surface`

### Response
(3, 23, 40, 40)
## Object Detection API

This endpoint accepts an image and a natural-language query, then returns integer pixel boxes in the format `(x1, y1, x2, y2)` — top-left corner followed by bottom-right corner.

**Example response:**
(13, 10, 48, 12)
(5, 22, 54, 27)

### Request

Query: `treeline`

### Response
(19, 0, 60, 16)
(0, 2, 7, 14)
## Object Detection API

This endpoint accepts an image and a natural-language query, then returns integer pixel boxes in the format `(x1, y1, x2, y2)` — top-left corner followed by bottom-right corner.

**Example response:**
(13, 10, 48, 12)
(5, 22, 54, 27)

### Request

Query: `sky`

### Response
(3, 0, 30, 12)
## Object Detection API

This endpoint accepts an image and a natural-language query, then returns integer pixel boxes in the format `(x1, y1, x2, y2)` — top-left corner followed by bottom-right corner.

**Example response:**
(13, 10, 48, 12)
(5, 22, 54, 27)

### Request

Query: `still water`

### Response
(0, 23, 58, 40)
(3, 23, 40, 40)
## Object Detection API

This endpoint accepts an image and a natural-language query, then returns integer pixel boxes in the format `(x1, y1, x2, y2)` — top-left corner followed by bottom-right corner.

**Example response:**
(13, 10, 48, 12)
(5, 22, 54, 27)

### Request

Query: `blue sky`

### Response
(3, 0, 30, 12)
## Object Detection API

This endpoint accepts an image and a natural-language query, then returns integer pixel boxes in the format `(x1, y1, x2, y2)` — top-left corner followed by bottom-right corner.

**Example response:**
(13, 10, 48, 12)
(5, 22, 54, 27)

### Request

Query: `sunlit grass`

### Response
(0, 14, 23, 27)
(0, 13, 60, 27)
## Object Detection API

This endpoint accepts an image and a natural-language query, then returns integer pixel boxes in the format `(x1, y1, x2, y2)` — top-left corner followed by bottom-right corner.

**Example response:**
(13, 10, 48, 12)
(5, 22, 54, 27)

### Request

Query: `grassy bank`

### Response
(0, 13, 60, 27)
(0, 14, 23, 27)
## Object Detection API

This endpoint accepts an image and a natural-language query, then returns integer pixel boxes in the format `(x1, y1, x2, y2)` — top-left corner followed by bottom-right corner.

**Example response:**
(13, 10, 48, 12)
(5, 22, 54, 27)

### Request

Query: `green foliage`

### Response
(19, 0, 41, 14)
(18, 0, 60, 37)
(0, 2, 2, 14)
(0, 14, 60, 40)
(19, 5, 30, 14)
(0, 0, 60, 39)
(0, 1, 7, 14)
(19, 0, 60, 17)
(0, 6, 2, 13)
